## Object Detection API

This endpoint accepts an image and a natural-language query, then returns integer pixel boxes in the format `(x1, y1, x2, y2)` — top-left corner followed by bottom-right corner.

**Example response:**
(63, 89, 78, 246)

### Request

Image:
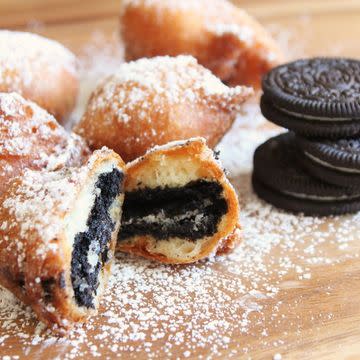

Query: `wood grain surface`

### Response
(1, 1, 360, 359)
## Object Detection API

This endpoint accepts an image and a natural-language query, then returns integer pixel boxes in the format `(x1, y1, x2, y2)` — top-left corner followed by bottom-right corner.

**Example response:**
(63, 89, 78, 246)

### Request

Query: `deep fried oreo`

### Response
(117, 138, 241, 264)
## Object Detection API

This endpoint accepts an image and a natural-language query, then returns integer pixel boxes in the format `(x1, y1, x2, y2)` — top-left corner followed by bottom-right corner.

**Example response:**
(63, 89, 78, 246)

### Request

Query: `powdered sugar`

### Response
(2, 168, 81, 244)
(84, 55, 252, 126)
(209, 23, 254, 46)
(0, 92, 88, 190)
(0, 27, 359, 359)
(0, 146, 119, 273)
(1, 104, 359, 357)
(0, 30, 76, 90)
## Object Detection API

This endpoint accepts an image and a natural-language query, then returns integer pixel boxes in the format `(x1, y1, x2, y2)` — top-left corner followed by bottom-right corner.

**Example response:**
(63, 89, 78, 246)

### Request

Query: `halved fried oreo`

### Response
(0, 148, 125, 330)
(117, 138, 241, 264)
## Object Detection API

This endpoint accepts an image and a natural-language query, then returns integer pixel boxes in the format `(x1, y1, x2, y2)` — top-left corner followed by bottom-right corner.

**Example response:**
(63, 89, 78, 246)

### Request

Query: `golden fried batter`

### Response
(0, 30, 79, 123)
(117, 138, 242, 264)
(120, 0, 284, 88)
(0, 92, 89, 194)
(75, 55, 253, 162)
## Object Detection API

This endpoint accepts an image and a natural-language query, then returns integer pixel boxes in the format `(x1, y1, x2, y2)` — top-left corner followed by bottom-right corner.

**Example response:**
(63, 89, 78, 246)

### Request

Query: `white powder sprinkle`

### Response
(0, 104, 358, 359)
(83, 55, 252, 127)
(209, 23, 254, 46)
(0, 30, 76, 91)
(0, 92, 88, 192)
(0, 27, 358, 359)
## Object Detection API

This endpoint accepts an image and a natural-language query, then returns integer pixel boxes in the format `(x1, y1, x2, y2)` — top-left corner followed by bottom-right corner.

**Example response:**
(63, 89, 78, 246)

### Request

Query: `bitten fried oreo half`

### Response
(296, 135, 360, 188)
(261, 58, 360, 138)
(0, 148, 125, 330)
(117, 138, 241, 264)
(252, 132, 360, 216)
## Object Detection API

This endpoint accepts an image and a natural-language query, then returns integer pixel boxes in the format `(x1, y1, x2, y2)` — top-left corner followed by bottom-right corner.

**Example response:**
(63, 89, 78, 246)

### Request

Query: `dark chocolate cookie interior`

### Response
(118, 180, 228, 241)
(71, 168, 123, 308)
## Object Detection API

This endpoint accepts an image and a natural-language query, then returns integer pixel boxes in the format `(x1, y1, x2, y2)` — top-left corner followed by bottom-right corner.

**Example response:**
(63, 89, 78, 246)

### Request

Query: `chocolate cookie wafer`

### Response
(252, 132, 360, 216)
(261, 58, 360, 138)
(296, 136, 360, 188)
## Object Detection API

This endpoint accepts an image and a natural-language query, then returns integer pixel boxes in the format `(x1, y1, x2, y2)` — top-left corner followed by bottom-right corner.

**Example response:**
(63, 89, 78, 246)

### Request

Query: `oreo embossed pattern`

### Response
(261, 58, 360, 138)
(254, 57, 360, 215)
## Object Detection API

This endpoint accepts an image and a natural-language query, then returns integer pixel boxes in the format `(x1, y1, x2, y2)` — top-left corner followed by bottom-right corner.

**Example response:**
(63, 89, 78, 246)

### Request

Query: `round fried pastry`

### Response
(120, 0, 284, 88)
(0, 148, 125, 330)
(75, 55, 253, 162)
(0, 30, 79, 122)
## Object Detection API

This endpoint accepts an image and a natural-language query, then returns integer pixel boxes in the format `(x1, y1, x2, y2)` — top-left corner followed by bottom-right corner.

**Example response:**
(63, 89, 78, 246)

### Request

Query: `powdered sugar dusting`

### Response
(1, 107, 360, 357)
(84, 55, 252, 126)
(0, 92, 88, 192)
(1, 29, 360, 359)
(2, 168, 82, 244)
(209, 23, 255, 46)
(0, 30, 76, 90)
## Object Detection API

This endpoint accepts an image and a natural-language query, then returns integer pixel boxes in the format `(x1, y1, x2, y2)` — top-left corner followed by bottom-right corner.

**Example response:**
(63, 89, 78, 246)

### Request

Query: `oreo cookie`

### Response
(261, 58, 360, 138)
(252, 132, 360, 216)
(296, 136, 360, 188)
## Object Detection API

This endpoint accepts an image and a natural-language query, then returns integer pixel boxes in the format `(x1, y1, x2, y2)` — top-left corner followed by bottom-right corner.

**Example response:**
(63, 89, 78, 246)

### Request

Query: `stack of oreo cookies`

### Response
(253, 58, 360, 216)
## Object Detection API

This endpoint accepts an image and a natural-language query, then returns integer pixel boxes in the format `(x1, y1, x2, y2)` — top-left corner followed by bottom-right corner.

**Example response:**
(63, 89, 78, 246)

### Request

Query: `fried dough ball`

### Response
(75, 55, 253, 162)
(0, 92, 89, 193)
(119, 0, 284, 88)
(0, 30, 79, 123)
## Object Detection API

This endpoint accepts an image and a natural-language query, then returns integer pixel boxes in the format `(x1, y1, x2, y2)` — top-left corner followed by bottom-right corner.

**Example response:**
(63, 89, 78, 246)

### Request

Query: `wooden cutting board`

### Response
(1, 1, 360, 359)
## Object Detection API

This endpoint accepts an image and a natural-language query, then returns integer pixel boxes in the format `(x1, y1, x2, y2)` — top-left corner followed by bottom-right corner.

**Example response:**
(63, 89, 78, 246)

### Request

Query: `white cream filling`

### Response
(305, 151, 360, 174)
(64, 161, 118, 301)
(64, 161, 116, 248)
(123, 199, 212, 230)
(275, 105, 355, 122)
(146, 213, 229, 261)
(282, 189, 360, 201)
